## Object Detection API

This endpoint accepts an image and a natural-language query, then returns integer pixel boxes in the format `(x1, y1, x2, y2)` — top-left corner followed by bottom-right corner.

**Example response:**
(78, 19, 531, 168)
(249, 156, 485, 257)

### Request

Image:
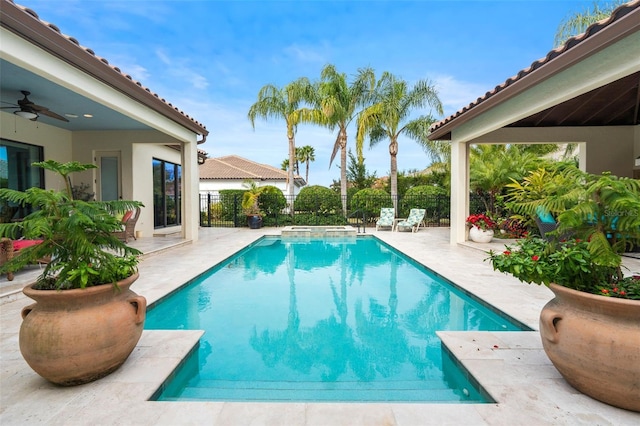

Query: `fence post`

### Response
(207, 193, 212, 227)
(233, 194, 238, 227)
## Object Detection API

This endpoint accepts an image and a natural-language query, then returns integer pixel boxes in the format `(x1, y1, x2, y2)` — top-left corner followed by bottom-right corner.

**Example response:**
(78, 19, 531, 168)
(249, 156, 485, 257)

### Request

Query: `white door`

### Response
(95, 152, 121, 201)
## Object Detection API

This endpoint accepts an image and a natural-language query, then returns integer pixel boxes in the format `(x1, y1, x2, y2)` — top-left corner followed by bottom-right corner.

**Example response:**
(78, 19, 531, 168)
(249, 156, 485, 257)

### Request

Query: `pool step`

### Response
(161, 379, 481, 402)
(171, 386, 470, 402)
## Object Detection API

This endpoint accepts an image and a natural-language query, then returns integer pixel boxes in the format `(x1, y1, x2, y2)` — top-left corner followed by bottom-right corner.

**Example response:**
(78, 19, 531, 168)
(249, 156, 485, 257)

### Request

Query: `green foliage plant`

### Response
(0, 160, 143, 290)
(293, 185, 341, 214)
(400, 185, 448, 219)
(257, 186, 287, 216)
(241, 180, 267, 215)
(349, 188, 391, 220)
(489, 166, 640, 300)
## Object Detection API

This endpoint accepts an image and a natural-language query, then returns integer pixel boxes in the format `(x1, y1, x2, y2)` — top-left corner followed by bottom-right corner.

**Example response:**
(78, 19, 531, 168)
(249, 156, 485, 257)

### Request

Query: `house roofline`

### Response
(1, 0, 209, 137)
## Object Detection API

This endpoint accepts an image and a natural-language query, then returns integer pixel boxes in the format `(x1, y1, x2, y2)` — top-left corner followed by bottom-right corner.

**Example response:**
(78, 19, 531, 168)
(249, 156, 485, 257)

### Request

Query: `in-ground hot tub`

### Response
(280, 225, 358, 237)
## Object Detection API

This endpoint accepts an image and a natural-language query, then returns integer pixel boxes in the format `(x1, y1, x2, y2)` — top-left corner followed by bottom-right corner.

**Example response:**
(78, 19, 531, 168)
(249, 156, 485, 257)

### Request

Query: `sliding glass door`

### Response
(0, 139, 43, 222)
(153, 158, 181, 228)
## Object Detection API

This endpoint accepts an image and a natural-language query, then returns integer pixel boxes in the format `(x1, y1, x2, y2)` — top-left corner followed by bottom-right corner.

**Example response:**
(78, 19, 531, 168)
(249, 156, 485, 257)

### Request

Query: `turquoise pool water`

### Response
(146, 237, 528, 402)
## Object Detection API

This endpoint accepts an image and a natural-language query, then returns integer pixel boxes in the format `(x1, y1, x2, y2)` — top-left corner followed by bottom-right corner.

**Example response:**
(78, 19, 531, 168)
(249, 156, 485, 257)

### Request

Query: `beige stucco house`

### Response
(1, 1, 208, 241)
(428, 1, 640, 245)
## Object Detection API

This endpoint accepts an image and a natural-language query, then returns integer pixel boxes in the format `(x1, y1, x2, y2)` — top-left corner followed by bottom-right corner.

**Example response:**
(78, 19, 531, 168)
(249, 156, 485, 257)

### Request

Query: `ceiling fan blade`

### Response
(37, 108, 69, 122)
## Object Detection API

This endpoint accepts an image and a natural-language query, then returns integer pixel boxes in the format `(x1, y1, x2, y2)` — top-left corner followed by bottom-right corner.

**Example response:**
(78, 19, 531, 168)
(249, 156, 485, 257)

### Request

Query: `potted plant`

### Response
(488, 166, 640, 412)
(466, 213, 495, 243)
(0, 160, 146, 386)
(241, 180, 266, 229)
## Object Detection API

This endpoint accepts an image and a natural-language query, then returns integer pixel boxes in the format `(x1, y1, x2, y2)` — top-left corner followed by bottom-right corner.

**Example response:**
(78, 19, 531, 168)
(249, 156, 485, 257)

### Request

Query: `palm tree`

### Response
(248, 78, 323, 196)
(554, 1, 624, 46)
(296, 145, 315, 185)
(469, 144, 548, 215)
(357, 72, 443, 210)
(281, 158, 298, 174)
(317, 64, 375, 215)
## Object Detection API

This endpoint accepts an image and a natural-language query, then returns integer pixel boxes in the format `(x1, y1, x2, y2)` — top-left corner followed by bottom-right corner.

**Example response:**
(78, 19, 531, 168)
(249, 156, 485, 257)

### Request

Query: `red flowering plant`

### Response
(488, 237, 640, 300)
(487, 167, 640, 300)
(466, 213, 496, 231)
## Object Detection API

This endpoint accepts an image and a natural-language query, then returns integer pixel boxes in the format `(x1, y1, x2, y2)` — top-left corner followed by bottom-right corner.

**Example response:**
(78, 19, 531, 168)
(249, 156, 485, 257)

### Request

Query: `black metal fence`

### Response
(199, 192, 490, 228)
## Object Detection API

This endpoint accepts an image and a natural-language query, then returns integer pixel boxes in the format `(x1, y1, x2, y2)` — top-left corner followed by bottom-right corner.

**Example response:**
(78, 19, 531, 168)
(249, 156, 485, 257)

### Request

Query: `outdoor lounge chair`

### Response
(535, 209, 559, 241)
(0, 238, 48, 281)
(113, 207, 140, 243)
(395, 208, 426, 233)
(376, 207, 395, 231)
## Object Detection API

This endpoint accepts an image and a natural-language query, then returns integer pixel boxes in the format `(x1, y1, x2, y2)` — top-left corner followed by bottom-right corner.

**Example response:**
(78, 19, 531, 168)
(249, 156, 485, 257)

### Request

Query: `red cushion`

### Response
(13, 240, 43, 251)
(121, 211, 133, 223)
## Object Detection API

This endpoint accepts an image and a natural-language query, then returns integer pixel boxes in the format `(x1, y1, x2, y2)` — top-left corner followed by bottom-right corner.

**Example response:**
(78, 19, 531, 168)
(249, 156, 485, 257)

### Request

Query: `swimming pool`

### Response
(146, 236, 528, 402)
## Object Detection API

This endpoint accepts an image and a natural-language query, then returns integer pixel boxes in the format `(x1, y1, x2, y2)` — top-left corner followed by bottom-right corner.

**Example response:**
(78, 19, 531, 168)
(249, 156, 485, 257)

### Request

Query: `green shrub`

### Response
(292, 213, 347, 226)
(219, 190, 243, 220)
(258, 186, 287, 216)
(350, 188, 392, 220)
(294, 185, 341, 214)
(400, 185, 448, 218)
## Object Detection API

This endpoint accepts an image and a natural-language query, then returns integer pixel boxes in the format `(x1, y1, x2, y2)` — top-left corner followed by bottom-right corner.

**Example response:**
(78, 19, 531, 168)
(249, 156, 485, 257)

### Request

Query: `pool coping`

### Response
(1, 227, 639, 425)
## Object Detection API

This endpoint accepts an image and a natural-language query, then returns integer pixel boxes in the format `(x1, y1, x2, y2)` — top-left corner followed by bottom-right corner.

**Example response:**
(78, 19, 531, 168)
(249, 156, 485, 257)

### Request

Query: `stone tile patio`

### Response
(1, 227, 639, 425)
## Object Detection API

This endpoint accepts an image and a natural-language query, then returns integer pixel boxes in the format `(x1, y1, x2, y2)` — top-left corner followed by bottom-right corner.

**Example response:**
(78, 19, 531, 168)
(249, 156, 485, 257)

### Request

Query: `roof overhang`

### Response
(0, 0, 208, 138)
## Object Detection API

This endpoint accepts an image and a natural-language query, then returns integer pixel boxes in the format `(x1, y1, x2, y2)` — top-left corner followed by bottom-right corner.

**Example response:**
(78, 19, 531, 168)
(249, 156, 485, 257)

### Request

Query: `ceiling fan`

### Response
(0, 90, 69, 122)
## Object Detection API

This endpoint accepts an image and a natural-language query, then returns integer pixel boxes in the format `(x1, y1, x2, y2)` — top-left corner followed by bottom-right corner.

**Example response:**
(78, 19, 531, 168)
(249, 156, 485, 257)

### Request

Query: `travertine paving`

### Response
(1, 227, 639, 425)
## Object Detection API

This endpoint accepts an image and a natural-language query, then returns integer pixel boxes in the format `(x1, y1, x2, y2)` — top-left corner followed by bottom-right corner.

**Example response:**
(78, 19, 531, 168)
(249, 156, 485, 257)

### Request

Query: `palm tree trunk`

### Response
(339, 130, 348, 216)
(288, 135, 296, 198)
(389, 138, 398, 212)
(305, 161, 309, 185)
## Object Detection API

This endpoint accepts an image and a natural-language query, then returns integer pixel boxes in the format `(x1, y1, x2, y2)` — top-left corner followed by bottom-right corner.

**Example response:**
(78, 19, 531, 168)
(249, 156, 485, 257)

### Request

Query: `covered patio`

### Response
(1, 0, 208, 242)
(427, 1, 640, 245)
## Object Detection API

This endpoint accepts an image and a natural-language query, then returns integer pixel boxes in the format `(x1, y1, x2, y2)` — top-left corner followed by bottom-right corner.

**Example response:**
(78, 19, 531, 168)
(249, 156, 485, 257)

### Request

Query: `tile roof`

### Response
(2, 0, 208, 136)
(428, 0, 640, 140)
(200, 155, 305, 184)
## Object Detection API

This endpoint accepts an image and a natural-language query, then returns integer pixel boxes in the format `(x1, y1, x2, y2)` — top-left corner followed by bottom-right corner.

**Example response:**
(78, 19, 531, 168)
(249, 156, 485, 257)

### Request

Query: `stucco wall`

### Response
(199, 179, 289, 194)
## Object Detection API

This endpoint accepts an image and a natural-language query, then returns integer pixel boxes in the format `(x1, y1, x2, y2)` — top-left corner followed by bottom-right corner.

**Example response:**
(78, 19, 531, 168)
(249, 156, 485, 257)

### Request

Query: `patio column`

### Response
(450, 137, 469, 245)
(182, 138, 199, 242)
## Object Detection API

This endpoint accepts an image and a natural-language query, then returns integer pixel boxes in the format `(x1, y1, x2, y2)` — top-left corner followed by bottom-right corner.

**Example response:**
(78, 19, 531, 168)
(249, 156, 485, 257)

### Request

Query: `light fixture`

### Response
(83, 114, 93, 118)
(14, 110, 38, 120)
(636, 156, 640, 167)
(65, 113, 79, 118)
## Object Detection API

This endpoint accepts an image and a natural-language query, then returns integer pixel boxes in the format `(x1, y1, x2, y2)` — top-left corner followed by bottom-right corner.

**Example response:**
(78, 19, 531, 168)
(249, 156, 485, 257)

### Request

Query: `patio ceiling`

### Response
(0, 59, 151, 132)
(507, 71, 640, 128)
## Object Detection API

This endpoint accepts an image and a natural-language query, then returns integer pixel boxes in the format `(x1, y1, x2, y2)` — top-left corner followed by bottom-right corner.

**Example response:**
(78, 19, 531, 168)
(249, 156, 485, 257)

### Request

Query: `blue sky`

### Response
(18, 0, 596, 186)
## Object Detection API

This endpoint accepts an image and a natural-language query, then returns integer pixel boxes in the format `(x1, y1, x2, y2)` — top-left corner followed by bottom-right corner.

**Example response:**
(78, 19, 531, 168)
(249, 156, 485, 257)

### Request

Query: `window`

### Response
(0, 139, 43, 222)
(153, 158, 181, 228)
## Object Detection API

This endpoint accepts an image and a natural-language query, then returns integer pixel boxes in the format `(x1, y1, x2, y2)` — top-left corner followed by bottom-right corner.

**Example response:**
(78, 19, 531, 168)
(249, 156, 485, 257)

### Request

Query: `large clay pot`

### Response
(469, 226, 494, 243)
(20, 273, 146, 386)
(540, 283, 640, 412)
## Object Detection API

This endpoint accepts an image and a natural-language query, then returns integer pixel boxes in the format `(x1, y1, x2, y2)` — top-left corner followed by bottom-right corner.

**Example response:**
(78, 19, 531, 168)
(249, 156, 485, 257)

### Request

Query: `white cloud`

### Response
(282, 43, 329, 64)
(154, 48, 209, 91)
(431, 74, 488, 117)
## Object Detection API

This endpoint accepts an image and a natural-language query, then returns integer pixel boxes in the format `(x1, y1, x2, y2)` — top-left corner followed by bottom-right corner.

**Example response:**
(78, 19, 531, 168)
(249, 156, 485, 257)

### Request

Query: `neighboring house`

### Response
(427, 1, 640, 245)
(0, 1, 208, 241)
(199, 155, 306, 196)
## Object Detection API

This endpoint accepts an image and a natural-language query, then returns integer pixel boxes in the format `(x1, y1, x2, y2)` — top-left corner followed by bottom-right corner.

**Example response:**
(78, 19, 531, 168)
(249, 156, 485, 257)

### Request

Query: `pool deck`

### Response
(1, 227, 639, 425)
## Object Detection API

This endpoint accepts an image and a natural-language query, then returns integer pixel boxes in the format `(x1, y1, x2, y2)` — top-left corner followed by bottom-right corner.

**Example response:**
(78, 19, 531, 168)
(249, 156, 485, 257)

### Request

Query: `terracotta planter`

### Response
(20, 273, 146, 386)
(469, 226, 494, 243)
(540, 283, 640, 412)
